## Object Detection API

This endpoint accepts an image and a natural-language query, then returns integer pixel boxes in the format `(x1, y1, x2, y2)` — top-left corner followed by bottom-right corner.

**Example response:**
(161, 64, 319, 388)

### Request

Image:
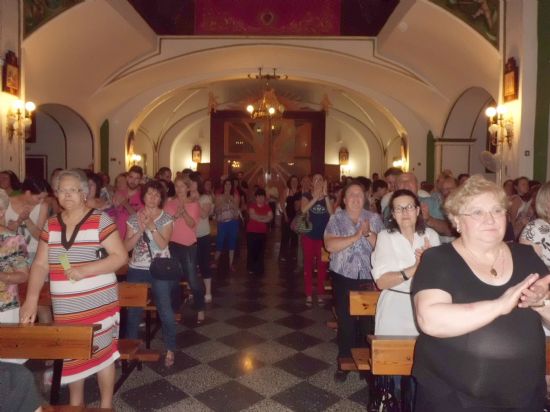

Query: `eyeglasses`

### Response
(392, 204, 417, 214)
(459, 207, 507, 221)
(56, 188, 82, 196)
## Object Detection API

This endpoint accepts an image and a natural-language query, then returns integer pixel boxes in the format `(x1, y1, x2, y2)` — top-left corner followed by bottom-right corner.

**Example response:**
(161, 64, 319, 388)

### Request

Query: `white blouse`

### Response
(371, 228, 440, 335)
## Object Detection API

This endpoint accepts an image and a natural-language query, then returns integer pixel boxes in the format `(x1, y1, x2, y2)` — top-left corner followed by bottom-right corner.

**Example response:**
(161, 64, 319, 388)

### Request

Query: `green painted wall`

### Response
(426, 130, 435, 183)
(533, 1, 550, 181)
(100, 120, 109, 175)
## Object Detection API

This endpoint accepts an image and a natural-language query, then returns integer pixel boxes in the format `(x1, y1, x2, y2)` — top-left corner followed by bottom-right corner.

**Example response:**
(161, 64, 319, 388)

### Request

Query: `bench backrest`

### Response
(368, 336, 550, 376)
(349, 290, 380, 316)
(118, 282, 149, 308)
(368, 335, 416, 376)
(0, 324, 97, 360)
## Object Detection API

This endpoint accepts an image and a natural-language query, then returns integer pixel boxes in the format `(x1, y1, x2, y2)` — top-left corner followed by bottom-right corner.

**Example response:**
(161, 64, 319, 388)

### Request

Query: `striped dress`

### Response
(40, 209, 120, 384)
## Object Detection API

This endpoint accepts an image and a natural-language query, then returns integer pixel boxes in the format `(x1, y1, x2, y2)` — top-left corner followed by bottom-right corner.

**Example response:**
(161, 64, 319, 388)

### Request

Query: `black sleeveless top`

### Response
(411, 243, 547, 408)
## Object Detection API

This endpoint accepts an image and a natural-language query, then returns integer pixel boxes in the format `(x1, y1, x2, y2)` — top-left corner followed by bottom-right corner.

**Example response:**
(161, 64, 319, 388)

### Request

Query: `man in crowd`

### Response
(158, 167, 176, 197)
(127, 165, 144, 212)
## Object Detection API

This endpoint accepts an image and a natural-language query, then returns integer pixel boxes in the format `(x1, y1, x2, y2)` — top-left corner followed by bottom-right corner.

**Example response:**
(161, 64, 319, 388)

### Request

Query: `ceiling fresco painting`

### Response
(429, 0, 499, 47)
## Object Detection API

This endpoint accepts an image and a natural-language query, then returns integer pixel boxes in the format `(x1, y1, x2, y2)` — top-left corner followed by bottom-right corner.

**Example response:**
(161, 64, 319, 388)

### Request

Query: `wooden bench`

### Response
(115, 282, 161, 393)
(338, 290, 380, 372)
(367, 335, 416, 375)
(0, 323, 97, 405)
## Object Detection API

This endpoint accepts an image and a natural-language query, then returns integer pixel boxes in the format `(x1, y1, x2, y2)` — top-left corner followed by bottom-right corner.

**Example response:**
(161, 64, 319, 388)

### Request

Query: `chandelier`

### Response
(245, 68, 287, 119)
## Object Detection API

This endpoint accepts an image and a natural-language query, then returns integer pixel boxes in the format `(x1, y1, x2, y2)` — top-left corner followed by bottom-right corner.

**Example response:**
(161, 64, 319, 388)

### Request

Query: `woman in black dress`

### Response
(412, 175, 550, 411)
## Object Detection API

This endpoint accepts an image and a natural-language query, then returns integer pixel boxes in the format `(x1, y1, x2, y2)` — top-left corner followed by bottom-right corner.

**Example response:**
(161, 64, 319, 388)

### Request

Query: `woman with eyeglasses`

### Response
(20, 169, 128, 408)
(411, 175, 550, 411)
(371, 189, 440, 336)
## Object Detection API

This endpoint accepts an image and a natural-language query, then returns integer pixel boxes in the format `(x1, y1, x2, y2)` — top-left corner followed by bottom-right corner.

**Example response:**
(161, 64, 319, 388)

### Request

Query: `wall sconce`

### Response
(6, 100, 35, 142)
(392, 157, 404, 168)
(130, 153, 142, 164)
(191, 145, 202, 163)
(485, 105, 513, 149)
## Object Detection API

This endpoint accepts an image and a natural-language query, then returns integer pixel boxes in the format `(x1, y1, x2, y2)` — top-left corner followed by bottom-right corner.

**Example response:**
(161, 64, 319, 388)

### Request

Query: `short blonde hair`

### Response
(444, 175, 508, 224)
(535, 182, 550, 222)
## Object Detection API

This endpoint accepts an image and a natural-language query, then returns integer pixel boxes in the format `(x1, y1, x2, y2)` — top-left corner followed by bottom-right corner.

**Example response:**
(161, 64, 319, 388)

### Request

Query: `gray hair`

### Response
(535, 182, 550, 222)
(53, 169, 89, 197)
(0, 188, 9, 211)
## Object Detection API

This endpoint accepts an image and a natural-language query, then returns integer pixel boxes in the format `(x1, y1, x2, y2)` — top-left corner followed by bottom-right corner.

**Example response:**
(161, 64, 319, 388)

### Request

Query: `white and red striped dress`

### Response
(40, 209, 120, 384)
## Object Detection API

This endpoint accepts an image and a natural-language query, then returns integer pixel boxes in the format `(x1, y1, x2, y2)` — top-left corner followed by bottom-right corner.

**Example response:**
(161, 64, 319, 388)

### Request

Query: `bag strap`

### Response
(142, 230, 154, 259)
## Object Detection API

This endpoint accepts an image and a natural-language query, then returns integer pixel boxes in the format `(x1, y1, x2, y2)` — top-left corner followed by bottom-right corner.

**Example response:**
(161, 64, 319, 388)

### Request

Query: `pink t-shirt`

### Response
(128, 189, 144, 212)
(165, 199, 200, 246)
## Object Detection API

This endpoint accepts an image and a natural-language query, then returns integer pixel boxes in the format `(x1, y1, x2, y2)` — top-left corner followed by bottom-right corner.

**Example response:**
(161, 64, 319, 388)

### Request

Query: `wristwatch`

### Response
(400, 270, 409, 281)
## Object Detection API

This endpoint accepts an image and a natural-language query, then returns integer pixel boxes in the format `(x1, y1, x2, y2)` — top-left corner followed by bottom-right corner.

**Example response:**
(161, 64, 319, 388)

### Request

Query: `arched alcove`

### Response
(25, 104, 94, 179)
(436, 87, 496, 178)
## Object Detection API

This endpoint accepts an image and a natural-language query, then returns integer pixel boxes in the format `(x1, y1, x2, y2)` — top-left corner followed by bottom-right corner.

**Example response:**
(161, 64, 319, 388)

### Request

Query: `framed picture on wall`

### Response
(503, 57, 518, 102)
(2, 51, 20, 96)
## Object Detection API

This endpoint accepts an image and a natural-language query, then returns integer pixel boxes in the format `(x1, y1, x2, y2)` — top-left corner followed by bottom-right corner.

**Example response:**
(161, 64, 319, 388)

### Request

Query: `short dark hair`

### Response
(87, 173, 104, 199)
(373, 179, 388, 192)
(21, 177, 48, 194)
(158, 167, 171, 175)
(128, 165, 144, 177)
(140, 180, 167, 208)
(255, 188, 266, 197)
(386, 189, 426, 235)
(384, 167, 403, 178)
(355, 176, 372, 193)
(188, 172, 205, 194)
(513, 176, 529, 187)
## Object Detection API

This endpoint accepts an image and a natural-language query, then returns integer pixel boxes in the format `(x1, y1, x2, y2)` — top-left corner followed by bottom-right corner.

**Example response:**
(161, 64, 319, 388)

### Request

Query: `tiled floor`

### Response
(45, 231, 371, 411)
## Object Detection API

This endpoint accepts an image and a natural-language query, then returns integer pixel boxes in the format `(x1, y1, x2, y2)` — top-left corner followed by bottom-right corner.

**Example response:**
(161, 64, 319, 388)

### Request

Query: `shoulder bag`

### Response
(291, 211, 312, 235)
(143, 231, 182, 281)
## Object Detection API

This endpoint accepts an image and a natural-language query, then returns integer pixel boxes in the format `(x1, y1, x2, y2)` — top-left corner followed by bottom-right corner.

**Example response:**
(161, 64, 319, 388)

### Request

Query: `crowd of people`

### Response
(1, 163, 550, 411)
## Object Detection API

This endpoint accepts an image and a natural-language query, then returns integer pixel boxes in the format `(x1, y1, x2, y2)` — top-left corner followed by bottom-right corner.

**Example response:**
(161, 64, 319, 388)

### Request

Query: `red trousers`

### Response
(301, 235, 328, 297)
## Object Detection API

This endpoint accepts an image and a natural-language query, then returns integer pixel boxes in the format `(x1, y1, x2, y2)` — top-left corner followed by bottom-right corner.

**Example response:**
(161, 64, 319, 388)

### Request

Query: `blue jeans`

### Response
(197, 235, 212, 280)
(169, 242, 205, 311)
(125, 267, 178, 352)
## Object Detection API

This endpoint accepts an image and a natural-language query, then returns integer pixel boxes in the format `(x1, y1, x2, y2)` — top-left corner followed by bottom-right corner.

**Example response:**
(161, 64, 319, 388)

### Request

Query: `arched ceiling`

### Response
(22, 0, 502, 161)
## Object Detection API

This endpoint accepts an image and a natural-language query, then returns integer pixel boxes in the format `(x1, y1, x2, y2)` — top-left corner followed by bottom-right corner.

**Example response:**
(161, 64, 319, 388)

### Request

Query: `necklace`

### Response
(461, 240, 502, 277)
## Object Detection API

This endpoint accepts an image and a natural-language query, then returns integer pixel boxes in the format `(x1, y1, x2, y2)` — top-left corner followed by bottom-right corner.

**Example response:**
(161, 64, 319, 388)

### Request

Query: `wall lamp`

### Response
(6, 100, 35, 142)
(485, 105, 513, 149)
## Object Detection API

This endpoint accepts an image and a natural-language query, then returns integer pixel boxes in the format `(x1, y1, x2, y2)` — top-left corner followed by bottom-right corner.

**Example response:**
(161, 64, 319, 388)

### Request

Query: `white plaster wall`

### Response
(25, 112, 66, 178)
(0, 0, 22, 174)
(503, 0, 538, 180)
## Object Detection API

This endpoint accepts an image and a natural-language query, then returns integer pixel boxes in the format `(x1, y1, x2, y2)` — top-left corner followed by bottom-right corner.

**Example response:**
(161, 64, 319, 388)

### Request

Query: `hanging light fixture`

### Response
(245, 68, 287, 119)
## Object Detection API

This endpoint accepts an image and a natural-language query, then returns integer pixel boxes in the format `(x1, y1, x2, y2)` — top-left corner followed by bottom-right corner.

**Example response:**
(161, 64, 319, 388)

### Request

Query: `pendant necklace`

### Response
(462, 241, 501, 277)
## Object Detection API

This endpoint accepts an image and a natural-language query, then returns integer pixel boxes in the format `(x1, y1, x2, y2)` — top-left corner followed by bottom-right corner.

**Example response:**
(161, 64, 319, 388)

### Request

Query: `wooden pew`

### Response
(368, 336, 550, 376)
(367, 335, 416, 376)
(117, 282, 160, 362)
(0, 323, 97, 405)
(341, 290, 380, 372)
(115, 282, 160, 394)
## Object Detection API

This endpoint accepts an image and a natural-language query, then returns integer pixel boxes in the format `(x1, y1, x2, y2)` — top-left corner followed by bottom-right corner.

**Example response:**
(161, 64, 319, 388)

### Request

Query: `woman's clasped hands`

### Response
(518, 273, 550, 309)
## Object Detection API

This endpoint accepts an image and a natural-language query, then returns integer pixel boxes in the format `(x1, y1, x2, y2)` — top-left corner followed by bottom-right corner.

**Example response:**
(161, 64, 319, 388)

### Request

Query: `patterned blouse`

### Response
(0, 232, 27, 314)
(324, 209, 383, 280)
(127, 211, 173, 270)
(520, 218, 550, 269)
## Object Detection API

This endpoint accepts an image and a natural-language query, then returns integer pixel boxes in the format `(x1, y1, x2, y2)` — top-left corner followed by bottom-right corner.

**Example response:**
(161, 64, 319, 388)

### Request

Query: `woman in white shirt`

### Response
(371, 189, 440, 335)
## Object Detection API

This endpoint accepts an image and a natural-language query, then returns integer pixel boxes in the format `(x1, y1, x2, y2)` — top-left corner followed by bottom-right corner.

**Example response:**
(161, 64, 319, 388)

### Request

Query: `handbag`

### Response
(143, 231, 182, 281)
(291, 211, 312, 234)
